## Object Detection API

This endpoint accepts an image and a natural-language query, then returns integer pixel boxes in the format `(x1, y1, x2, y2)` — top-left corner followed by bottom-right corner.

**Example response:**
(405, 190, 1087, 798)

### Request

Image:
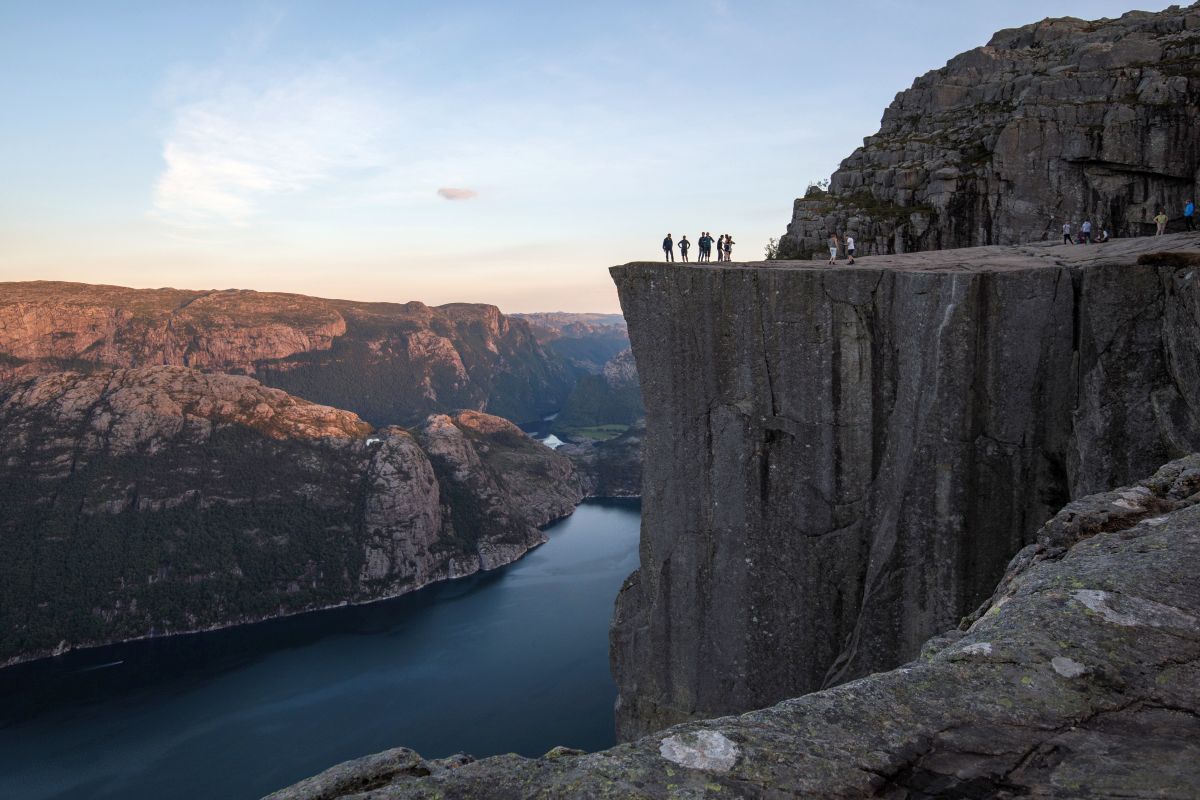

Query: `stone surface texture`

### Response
(0, 367, 581, 667)
(265, 454, 1200, 799)
(779, 3, 1200, 259)
(0, 281, 571, 425)
(610, 233, 1200, 738)
(561, 420, 645, 498)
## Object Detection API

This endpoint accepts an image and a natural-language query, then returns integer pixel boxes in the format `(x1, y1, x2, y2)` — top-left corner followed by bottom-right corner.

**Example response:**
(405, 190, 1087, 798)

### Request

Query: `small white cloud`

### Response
(437, 187, 478, 201)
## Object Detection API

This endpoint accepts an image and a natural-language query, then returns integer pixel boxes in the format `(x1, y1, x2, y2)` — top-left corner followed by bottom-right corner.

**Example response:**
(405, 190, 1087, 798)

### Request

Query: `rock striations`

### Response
(779, 3, 1200, 259)
(0, 366, 581, 667)
(0, 281, 571, 425)
(266, 453, 1200, 799)
(610, 234, 1200, 738)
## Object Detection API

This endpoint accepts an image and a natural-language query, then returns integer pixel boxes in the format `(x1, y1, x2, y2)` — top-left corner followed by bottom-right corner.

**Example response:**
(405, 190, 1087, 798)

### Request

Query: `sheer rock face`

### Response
(265, 454, 1200, 800)
(0, 367, 581, 667)
(0, 281, 571, 425)
(779, 3, 1200, 259)
(609, 234, 1200, 738)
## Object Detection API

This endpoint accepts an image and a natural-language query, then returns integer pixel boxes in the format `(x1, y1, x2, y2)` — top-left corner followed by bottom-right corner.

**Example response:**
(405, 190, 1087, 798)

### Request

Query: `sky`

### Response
(0, 1, 1176, 313)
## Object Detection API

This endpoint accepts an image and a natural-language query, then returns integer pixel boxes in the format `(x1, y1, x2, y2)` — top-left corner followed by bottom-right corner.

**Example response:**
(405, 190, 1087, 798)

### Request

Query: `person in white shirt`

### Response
(846, 235, 857, 264)
(1062, 222, 1072, 244)
(1081, 220, 1093, 244)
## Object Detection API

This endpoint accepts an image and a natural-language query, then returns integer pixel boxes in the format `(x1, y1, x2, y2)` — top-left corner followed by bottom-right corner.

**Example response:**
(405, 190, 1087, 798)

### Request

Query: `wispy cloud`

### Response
(153, 65, 389, 226)
(437, 187, 478, 201)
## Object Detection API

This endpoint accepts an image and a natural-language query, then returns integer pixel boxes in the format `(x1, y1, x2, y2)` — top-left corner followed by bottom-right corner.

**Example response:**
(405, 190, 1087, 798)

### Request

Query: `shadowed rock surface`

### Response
(0, 367, 581, 667)
(780, 3, 1200, 259)
(610, 233, 1200, 737)
(264, 454, 1200, 799)
(562, 420, 645, 498)
(0, 281, 571, 425)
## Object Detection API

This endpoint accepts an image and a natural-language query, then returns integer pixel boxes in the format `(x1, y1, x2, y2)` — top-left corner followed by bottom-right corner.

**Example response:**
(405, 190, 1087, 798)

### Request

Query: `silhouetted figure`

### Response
(1186, 200, 1195, 232)
(724, 236, 734, 261)
(663, 234, 675, 261)
(680, 236, 691, 262)
(1155, 210, 1168, 236)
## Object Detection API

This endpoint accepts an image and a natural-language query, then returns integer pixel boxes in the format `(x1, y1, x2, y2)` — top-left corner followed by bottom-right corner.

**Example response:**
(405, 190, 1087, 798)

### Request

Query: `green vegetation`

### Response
(559, 424, 630, 442)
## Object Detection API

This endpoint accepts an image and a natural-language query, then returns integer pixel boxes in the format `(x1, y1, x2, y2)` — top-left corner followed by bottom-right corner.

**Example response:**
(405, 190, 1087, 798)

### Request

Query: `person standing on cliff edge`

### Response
(663, 234, 674, 262)
(724, 235, 734, 262)
(679, 236, 691, 263)
(1155, 209, 1169, 236)
(1186, 200, 1195, 232)
(828, 233, 839, 265)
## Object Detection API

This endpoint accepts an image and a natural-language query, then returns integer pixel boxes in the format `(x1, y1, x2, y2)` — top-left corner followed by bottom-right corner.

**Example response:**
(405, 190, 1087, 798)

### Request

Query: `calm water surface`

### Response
(0, 499, 640, 800)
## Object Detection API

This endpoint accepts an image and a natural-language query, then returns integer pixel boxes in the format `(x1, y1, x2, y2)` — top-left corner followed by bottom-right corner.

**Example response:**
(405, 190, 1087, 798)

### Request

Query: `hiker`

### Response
(1081, 219, 1093, 244)
(702, 231, 713, 262)
(724, 235, 734, 261)
(1186, 199, 1195, 232)
(679, 236, 691, 263)
(1097, 227, 1110, 243)
(828, 233, 839, 265)
(663, 234, 675, 261)
(846, 234, 856, 264)
(1155, 209, 1169, 235)
(696, 232, 707, 262)
(1062, 221, 1072, 244)
(716, 234, 725, 262)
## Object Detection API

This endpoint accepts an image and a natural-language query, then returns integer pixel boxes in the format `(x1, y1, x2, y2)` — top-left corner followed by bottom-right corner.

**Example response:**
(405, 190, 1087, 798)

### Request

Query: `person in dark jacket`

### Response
(679, 236, 691, 262)
(663, 234, 674, 262)
(1186, 200, 1196, 232)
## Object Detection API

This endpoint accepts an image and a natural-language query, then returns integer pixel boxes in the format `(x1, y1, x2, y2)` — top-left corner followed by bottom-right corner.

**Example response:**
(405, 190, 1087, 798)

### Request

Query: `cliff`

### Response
(266, 453, 1200, 799)
(0, 281, 571, 425)
(779, 3, 1200, 259)
(553, 348, 644, 433)
(609, 233, 1200, 737)
(0, 367, 582, 667)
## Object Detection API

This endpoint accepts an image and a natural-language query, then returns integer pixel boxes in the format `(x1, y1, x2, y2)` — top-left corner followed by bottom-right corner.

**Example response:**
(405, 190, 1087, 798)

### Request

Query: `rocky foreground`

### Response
(780, 3, 1200, 258)
(0, 366, 582, 667)
(266, 454, 1200, 799)
(0, 281, 572, 425)
(610, 234, 1200, 738)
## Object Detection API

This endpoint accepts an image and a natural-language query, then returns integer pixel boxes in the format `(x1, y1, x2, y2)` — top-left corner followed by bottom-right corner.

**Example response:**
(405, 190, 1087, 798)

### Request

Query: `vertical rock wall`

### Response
(609, 239, 1200, 738)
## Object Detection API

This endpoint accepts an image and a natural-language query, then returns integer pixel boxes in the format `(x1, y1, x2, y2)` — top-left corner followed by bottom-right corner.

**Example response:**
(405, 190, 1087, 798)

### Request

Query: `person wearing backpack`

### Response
(663, 234, 675, 261)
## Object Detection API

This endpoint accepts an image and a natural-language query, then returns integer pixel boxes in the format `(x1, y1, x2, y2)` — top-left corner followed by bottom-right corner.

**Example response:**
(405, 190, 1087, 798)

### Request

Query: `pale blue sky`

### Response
(0, 1, 1174, 311)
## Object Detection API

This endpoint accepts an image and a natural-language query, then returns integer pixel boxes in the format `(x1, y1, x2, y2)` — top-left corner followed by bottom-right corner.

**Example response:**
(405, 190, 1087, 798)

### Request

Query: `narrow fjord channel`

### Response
(0, 499, 641, 800)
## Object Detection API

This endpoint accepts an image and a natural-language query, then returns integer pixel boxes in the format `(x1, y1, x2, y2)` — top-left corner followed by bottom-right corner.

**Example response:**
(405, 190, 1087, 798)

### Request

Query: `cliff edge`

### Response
(610, 233, 1200, 737)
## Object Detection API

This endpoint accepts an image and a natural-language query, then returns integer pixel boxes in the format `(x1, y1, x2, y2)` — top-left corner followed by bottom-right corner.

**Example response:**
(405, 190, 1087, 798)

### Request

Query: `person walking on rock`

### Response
(1186, 200, 1195, 232)
(846, 234, 856, 264)
(1155, 209, 1169, 236)
(828, 233, 839, 265)
(1081, 219, 1093, 244)
(663, 234, 675, 261)
(679, 235, 691, 263)
(1062, 221, 1072, 244)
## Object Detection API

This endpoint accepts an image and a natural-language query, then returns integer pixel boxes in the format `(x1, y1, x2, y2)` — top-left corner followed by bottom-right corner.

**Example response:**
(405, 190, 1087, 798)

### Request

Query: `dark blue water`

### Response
(0, 499, 640, 800)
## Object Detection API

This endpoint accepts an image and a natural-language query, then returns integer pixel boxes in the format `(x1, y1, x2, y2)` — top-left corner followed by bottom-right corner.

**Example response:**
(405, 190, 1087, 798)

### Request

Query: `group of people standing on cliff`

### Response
(1061, 219, 1109, 245)
(662, 233, 734, 263)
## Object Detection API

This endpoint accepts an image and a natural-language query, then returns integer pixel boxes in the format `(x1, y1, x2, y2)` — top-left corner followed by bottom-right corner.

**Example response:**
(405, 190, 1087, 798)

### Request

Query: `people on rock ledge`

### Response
(662, 232, 733, 263)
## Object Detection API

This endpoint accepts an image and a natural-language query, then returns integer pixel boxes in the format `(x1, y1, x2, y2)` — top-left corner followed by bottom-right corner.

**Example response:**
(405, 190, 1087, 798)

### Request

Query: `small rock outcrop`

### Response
(779, 3, 1200, 259)
(0, 367, 582, 667)
(265, 454, 1200, 799)
(561, 420, 645, 498)
(0, 281, 572, 425)
(611, 234, 1200, 738)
